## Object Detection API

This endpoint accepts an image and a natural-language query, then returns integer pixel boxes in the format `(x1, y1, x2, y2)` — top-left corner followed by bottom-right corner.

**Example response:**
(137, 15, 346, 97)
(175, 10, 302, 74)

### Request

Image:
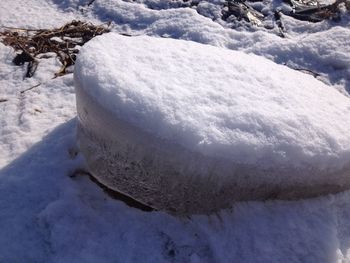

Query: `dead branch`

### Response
(0, 20, 111, 78)
(20, 83, 41, 94)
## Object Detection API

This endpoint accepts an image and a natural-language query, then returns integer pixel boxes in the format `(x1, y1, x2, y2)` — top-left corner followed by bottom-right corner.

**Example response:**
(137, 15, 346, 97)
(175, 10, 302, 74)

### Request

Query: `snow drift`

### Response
(75, 33, 350, 214)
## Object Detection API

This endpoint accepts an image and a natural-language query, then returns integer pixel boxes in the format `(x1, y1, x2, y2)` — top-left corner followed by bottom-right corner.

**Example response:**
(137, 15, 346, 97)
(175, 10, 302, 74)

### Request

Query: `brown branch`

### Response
(20, 83, 41, 94)
(0, 20, 111, 78)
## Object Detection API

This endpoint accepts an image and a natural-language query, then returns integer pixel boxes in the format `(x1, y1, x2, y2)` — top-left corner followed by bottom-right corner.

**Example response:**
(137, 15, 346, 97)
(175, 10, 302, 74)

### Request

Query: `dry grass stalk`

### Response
(0, 20, 111, 78)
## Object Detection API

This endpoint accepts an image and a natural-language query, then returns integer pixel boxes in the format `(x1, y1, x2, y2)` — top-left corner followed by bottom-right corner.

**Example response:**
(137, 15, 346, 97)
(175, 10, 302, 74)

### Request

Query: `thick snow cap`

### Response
(75, 33, 350, 214)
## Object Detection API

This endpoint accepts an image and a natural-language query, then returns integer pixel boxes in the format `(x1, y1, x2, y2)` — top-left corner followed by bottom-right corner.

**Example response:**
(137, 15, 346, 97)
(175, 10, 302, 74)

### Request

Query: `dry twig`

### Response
(20, 83, 41, 94)
(0, 20, 111, 78)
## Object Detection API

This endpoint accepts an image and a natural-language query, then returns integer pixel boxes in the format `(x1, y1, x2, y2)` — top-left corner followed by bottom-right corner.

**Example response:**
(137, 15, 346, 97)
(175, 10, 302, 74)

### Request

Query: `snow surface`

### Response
(1, 0, 350, 261)
(81, 0, 350, 94)
(76, 33, 350, 171)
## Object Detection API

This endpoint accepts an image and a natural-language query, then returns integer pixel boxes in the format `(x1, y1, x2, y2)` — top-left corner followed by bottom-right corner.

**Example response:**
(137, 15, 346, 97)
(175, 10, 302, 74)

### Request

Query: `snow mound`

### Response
(75, 33, 350, 214)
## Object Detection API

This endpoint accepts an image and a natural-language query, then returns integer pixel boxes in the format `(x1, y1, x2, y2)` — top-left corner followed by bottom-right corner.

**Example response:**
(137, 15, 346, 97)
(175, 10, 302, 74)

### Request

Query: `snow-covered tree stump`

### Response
(74, 33, 350, 215)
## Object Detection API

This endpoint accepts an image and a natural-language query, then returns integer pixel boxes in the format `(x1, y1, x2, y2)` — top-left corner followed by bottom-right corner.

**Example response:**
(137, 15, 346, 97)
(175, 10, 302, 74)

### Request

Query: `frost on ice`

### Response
(75, 33, 350, 214)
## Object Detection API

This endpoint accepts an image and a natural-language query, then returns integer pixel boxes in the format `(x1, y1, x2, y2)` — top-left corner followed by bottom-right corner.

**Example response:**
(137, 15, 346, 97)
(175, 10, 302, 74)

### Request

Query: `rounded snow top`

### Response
(76, 33, 350, 170)
(75, 34, 350, 214)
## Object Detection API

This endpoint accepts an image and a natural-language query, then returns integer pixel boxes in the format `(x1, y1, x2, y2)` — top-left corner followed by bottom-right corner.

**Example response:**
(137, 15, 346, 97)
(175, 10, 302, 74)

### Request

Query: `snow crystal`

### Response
(75, 33, 350, 214)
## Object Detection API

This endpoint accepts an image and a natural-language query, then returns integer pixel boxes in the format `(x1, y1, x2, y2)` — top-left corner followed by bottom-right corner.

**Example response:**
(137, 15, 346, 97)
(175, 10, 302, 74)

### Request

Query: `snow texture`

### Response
(76, 33, 350, 170)
(1, 0, 350, 261)
(82, 0, 350, 94)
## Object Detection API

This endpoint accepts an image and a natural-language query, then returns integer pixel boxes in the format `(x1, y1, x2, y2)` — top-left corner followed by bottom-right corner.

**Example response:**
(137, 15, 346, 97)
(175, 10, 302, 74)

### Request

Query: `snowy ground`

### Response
(0, 0, 350, 262)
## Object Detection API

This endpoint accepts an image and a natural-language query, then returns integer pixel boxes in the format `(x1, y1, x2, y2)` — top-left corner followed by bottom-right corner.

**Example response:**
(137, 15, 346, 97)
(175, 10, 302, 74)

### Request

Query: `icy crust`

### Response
(75, 80, 350, 214)
(75, 33, 350, 171)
